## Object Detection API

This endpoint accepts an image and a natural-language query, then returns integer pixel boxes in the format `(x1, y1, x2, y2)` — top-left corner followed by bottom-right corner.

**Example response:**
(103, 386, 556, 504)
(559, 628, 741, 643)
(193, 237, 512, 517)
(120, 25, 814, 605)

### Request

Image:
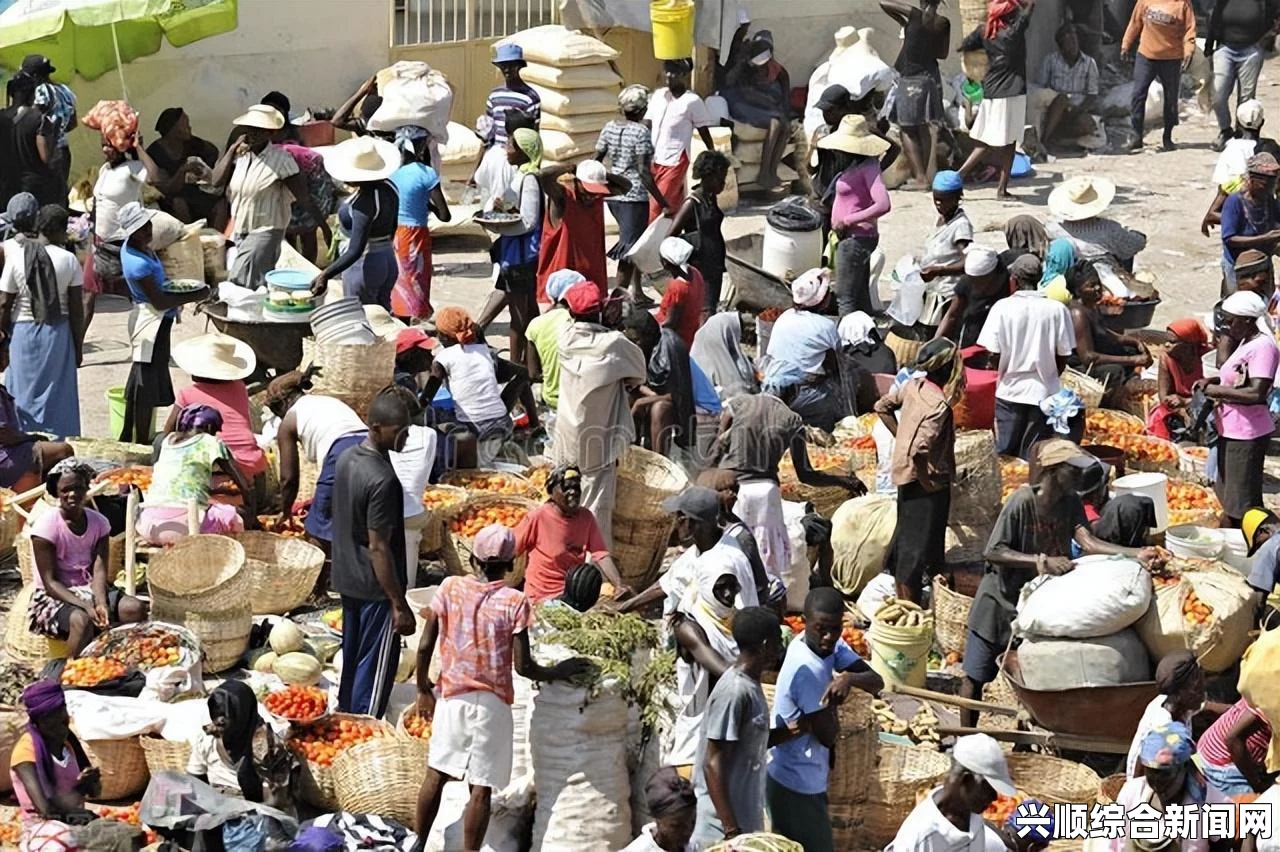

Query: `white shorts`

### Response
(970, 94, 1028, 148)
(427, 690, 515, 790)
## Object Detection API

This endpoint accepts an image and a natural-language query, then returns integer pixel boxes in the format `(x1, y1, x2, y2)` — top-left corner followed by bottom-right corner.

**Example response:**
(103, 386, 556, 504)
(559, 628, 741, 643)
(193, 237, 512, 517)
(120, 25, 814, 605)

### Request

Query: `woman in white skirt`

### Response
(957, 0, 1035, 198)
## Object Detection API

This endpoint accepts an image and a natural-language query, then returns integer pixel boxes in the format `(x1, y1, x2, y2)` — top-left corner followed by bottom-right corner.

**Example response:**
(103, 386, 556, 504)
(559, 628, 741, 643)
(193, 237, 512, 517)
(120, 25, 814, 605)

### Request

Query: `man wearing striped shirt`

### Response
(482, 43, 541, 150)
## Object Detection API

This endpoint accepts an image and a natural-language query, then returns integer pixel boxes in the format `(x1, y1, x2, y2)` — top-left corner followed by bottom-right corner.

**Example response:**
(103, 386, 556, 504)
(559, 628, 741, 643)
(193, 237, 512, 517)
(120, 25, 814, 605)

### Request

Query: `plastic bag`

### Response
(886, 256, 926, 326)
(624, 214, 672, 275)
(82, 100, 139, 152)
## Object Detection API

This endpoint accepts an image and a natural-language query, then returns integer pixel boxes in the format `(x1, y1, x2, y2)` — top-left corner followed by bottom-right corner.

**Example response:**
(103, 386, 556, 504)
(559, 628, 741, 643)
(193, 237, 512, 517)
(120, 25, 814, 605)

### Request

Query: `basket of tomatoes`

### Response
(1083, 409, 1146, 443)
(264, 683, 330, 724)
(1167, 480, 1222, 528)
(287, 714, 392, 809)
(441, 469, 539, 499)
(60, 656, 129, 689)
(95, 465, 153, 494)
(81, 623, 200, 674)
(396, 704, 433, 741)
(420, 485, 468, 553)
(1109, 434, 1179, 476)
(443, 495, 536, 578)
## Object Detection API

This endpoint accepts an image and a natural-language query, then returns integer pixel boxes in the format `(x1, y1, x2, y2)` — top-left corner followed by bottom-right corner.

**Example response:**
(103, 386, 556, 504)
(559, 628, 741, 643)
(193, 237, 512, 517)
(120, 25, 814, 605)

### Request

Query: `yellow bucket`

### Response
(650, 0, 695, 60)
(867, 620, 933, 688)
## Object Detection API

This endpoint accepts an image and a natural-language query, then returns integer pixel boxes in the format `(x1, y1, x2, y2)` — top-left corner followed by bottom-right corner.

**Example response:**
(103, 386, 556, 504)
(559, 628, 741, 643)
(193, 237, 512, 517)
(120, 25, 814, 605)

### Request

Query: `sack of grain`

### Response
(370, 61, 453, 139)
(1016, 629, 1151, 690)
(830, 494, 897, 598)
(541, 130, 600, 161)
(498, 25, 619, 67)
(523, 61, 622, 90)
(1015, 556, 1152, 639)
(439, 121, 482, 165)
(1135, 568, 1258, 672)
(530, 85, 620, 117)
(542, 111, 615, 135)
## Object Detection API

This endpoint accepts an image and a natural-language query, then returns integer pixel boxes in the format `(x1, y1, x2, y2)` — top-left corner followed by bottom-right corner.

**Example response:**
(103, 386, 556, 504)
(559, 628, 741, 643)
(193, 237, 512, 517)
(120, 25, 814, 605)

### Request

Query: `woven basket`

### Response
(151, 598, 251, 672)
(779, 473, 850, 518)
(855, 744, 953, 849)
(1098, 773, 1126, 805)
(332, 736, 430, 827)
(224, 531, 324, 615)
(440, 469, 539, 499)
(139, 735, 193, 776)
(289, 714, 393, 809)
(67, 438, 154, 466)
(4, 585, 67, 663)
(443, 495, 537, 580)
(1124, 436, 1180, 476)
(615, 446, 690, 523)
(949, 430, 1000, 528)
(828, 691, 878, 807)
(932, 576, 974, 656)
(420, 485, 468, 553)
(944, 522, 992, 564)
(395, 705, 432, 741)
(1062, 368, 1106, 409)
(146, 535, 248, 613)
(1006, 753, 1101, 806)
(979, 674, 1021, 750)
(81, 736, 149, 800)
(0, 487, 17, 555)
(612, 514, 674, 592)
(303, 338, 396, 421)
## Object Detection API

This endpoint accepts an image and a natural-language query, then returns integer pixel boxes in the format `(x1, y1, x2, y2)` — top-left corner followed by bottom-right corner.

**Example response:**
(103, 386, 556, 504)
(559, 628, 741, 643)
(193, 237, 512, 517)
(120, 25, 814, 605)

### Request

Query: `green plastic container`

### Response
(105, 387, 166, 441)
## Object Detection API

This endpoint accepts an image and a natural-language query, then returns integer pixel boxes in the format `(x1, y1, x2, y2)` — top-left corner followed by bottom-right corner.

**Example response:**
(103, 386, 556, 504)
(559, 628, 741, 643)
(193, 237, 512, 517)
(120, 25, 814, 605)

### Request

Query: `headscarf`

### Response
(263, 368, 314, 410)
(177, 404, 224, 434)
(691, 313, 757, 399)
(154, 107, 185, 136)
(1140, 721, 1194, 769)
(545, 463, 582, 495)
(546, 269, 586, 304)
(208, 681, 265, 802)
(838, 311, 877, 349)
(394, 124, 429, 156)
(1166, 319, 1210, 351)
(645, 767, 696, 819)
(1003, 215, 1050, 258)
(618, 84, 650, 114)
(1154, 650, 1200, 697)
(1008, 254, 1043, 290)
(435, 306, 479, 344)
(512, 127, 543, 175)
(915, 337, 963, 402)
(1039, 238, 1076, 287)
(21, 680, 88, 804)
(985, 0, 1023, 38)
(964, 245, 999, 276)
(689, 568, 736, 637)
(761, 358, 806, 395)
(5, 193, 58, 324)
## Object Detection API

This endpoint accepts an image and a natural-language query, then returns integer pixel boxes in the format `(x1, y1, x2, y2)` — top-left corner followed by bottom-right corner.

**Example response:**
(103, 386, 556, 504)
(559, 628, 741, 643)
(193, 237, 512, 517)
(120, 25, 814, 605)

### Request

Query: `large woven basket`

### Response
(224, 531, 324, 615)
(150, 598, 251, 672)
(614, 446, 688, 588)
(303, 338, 396, 421)
(289, 714, 393, 809)
(443, 495, 537, 580)
(949, 430, 1001, 529)
(332, 736, 430, 828)
(1123, 435, 1180, 476)
(139, 735, 193, 776)
(81, 736, 149, 800)
(828, 691, 878, 807)
(779, 473, 850, 519)
(855, 744, 952, 849)
(4, 585, 67, 663)
(146, 535, 248, 613)
(67, 438, 154, 466)
(1098, 773, 1126, 805)
(932, 575, 974, 656)
(1062, 368, 1106, 409)
(980, 674, 1022, 749)
(1005, 753, 1101, 806)
(420, 485, 468, 553)
(612, 514, 674, 593)
(0, 487, 17, 555)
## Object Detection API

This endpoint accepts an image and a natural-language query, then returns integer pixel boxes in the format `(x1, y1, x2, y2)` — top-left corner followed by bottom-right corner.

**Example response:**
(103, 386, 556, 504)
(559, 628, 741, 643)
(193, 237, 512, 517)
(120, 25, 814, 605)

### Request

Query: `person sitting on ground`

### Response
(10, 680, 100, 850)
(516, 463, 627, 605)
(394, 326, 435, 403)
(626, 768, 698, 852)
(957, 440, 1160, 724)
(623, 308, 697, 458)
(692, 312, 758, 402)
(0, 382, 72, 494)
(29, 464, 147, 657)
(722, 28, 792, 191)
(1048, 176, 1147, 272)
(917, 171, 974, 333)
(889, 734, 1017, 852)
(1201, 101, 1280, 239)
(1030, 24, 1101, 149)
(935, 245, 1012, 350)
(1065, 259, 1152, 407)
(1243, 508, 1280, 627)
(1219, 152, 1280, 293)
(525, 269, 583, 409)
(838, 310, 898, 379)
(420, 306, 539, 468)
(411, 525, 590, 852)
(187, 680, 276, 800)
(146, 107, 224, 225)
(1146, 319, 1211, 439)
(656, 237, 707, 350)
(1002, 214, 1050, 269)
(1127, 651, 1213, 777)
(764, 269, 847, 431)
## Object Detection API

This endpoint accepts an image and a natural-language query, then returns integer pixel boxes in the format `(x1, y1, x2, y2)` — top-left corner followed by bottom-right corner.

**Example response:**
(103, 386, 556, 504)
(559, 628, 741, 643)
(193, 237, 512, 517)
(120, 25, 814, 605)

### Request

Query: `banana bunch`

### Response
(909, 703, 942, 747)
(874, 597, 935, 629)
(871, 698, 910, 736)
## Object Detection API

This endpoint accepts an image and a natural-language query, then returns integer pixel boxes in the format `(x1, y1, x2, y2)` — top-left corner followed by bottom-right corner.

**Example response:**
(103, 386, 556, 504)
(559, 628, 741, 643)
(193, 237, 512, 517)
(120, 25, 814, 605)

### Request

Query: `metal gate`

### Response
(392, 0, 558, 46)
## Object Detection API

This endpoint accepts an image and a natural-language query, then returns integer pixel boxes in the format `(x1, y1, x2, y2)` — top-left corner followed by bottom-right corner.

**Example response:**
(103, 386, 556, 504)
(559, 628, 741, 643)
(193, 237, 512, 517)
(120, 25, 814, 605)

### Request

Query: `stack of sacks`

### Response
(732, 124, 799, 190)
(688, 126, 739, 213)
(498, 25, 622, 167)
(437, 121, 483, 206)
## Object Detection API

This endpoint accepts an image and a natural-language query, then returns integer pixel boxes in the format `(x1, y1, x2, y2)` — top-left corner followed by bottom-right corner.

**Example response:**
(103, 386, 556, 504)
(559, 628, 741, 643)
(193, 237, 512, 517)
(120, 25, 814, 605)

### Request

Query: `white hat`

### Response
(790, 268, 831, 308)
(172, 332, 256, 382)
(321, 136, 402, 184)
(116, 202, 156, 240)
(952, 734, 1017, 797)
(1238, 99, 1266, 131)
(964, 245, 1000, 276)
(660, 237, 694, 270)
(233, 104, 285, 131)
(1048, 176, 1116, 222)
(574, 159, 610, 195)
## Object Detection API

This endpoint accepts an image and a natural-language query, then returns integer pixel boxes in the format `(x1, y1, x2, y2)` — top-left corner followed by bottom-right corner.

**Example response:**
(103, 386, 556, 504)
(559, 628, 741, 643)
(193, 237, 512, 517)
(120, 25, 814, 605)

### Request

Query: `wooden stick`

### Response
(125, 488, 138, 597)
(886, 683, 1019, 717)
(936, 724, 1131, 755)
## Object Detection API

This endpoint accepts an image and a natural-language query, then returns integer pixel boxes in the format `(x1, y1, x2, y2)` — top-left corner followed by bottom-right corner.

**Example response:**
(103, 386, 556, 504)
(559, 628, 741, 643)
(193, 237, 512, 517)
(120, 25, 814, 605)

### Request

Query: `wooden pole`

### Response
(936, 725, 1131, 755)
(886, 683, 1019, 717)
(124, 488, 138, 597)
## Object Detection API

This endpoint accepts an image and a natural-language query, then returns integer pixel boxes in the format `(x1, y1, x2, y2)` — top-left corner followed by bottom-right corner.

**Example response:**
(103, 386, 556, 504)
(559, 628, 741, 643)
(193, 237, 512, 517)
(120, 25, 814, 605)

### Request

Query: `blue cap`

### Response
(932, 170, 963, 193)
(493, 43, 526, 66)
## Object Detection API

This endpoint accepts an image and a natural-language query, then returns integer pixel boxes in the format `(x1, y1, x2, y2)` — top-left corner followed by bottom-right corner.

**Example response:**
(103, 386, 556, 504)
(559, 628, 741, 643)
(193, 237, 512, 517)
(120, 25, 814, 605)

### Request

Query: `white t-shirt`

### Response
(390, 424, 437, 519)
(94, 160, 148, 240)
(645, 88, 713, 167)
(1212, 138, 1257, 188)
(292, 395, 366, 465)
(622, 825, 697, 852)
(0, 239, 82, 323)
(976, 291, 1076, 406)
(186, 731, 247, 793)
(766, 308, 842, 376)
(890, 786, 987, 852)
(434, 343, 509, 425)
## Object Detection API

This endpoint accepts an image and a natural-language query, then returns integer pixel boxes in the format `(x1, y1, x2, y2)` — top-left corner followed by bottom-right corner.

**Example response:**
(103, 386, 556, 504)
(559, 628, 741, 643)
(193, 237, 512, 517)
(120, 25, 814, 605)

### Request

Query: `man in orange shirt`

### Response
(1121, 0, 1196, 150)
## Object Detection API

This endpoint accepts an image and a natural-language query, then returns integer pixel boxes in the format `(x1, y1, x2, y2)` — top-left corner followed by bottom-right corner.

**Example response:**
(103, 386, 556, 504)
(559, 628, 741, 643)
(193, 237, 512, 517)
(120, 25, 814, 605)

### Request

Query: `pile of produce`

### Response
(320, 609, 343, 633)
(1182, 590, 1213, 626)
(402, 710, 432, 740)
(250, 621, 332, 683)
(258, 514, 306, 537)
(84, 624, 185, 670)
(781, 614, 869, 657)
(999, 456, 1028, 501)
(873, 597, 934, 629)
(838, 434, 877, 451)
(527, 466, 550, 491)
(60, 657, 127, 688)
(984, 793, 1024, 823)
(442, 470, 533, 496)
(707, 832, 803, 852)
(1084, 409, 1145, 441)
(422, 486, 466, 512)
(264, 684, 328, 722)
(96, 466, 152, 493)
(289, 717, 386, 767)
(1167, 480, 1222, 526)
(450, 501, 531, 537)
(870, 699, 941, 746)
(0, 662, 36, 705)
(1108, 434, 1178, 468)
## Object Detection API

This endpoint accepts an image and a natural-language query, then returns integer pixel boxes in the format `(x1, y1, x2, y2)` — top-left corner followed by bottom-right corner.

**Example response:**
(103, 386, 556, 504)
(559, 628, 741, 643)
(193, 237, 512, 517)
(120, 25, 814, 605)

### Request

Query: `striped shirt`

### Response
(1039, 52, 1100, 100)
(484, 83, 541, 147)
(595, 120, 654, 203)
(1198, 699, 1272, 767)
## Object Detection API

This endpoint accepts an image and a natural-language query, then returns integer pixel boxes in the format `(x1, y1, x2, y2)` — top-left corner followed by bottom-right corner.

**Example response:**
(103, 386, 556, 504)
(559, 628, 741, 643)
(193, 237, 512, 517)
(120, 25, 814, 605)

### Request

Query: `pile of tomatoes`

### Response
(96, 466, 153, 493)
(780, 614, 870, 658)
(999, 456, 1029, 501)
(264, 684, 328, 722)
(422, 487, 466, 512)
(1084, 409, 1145, 442)
(1167, 480, 1221, 526)
(106, 626, 182, 670)
(290, 717, 385, 767)
(1183, 589, 1214, 626)
(838, 434, 876, 451)
(402, 711, 433, 740)
(443, 471, 532, 497)
(258, 514, 306, 538)
(61, 656, 127, 688)
(984, 794, 1024, 823)
(1110, 433, 1178, 465)
(450, 501, 530, 538)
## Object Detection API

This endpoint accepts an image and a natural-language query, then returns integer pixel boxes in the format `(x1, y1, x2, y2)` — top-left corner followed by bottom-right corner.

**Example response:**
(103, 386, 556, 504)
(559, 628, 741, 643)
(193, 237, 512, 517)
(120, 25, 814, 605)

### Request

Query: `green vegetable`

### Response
(706, 833, 805, 852)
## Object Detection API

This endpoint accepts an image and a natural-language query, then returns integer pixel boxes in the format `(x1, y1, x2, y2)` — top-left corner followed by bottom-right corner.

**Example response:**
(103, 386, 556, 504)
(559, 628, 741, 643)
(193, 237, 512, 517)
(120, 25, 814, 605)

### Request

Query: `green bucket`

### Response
(105, 387, 166, 441)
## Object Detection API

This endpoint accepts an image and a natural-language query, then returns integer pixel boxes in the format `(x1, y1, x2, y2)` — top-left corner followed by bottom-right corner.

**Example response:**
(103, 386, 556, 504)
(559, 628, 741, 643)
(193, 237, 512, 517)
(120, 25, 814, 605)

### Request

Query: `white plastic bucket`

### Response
(1113, 472, 1169, 533)
(762, 222, 822, 281)
(1219, 528, 1250, 574)
(1164, 525, 1223, 560)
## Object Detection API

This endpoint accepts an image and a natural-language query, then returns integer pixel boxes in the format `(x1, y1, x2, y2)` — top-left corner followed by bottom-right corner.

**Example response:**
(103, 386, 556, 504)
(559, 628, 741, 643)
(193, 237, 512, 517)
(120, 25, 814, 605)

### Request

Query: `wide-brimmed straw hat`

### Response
(172, 332, 256, 381)
(321, 136, 402, 184)
(232, 104, 285, 131)
(816, 114, 890, 158)
(1048, 176, 1116, 222)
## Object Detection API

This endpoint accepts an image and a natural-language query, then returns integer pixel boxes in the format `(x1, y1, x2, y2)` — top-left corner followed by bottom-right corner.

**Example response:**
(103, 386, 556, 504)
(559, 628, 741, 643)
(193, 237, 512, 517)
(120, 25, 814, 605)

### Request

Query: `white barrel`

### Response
(762, 221, 823, 281)
(1113, 472, 1169, 533)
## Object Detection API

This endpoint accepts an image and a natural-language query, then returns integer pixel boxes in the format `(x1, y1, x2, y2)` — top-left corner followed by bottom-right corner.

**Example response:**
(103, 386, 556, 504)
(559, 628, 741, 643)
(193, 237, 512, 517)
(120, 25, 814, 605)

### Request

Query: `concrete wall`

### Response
(62, 0, 391, 188)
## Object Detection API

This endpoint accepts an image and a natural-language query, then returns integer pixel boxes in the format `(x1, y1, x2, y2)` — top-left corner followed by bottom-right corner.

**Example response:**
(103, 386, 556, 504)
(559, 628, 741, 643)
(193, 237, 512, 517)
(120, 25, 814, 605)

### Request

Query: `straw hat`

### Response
(816, 115, 890, 158)
(321, 136, 402, 184)
(172, 332, 256, 381)
(233, 104, 285, 131)
(1048, 176, 1116, 222)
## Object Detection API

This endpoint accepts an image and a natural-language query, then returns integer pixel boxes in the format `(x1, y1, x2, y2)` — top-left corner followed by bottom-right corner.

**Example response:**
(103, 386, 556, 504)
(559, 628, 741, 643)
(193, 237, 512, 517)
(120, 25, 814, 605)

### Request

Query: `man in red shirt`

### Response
(412, 525, 590, 852)
(657, 236, 706, 349)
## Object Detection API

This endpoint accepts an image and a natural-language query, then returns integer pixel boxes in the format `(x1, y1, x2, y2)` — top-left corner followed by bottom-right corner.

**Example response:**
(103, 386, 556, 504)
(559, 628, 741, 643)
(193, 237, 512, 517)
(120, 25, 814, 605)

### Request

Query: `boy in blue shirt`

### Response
(767, 587, 883, 852)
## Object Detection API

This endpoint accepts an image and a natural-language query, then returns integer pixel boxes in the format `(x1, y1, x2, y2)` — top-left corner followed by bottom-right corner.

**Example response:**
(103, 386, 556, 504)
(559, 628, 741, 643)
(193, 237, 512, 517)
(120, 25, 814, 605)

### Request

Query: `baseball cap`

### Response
(1242, 508, 1279, 555)
(473, 524, 516, 562)
(575, 159, 610, 195)
(1238, 99, 1266, 131)
(952, 734, 1017, 796)
(662, 487, 720, 524)
(395, 327, 435, 355)
(20, 54, 54, 76)
(815, 84, 850, 111)
(563, 281, 604, 316)
(1035, 439, 1095, 472)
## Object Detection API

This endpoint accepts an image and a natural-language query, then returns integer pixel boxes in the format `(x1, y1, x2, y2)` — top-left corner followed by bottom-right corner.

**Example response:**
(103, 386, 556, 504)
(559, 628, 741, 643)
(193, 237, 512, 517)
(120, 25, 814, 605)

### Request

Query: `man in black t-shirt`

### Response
(331, 391, 415, 719)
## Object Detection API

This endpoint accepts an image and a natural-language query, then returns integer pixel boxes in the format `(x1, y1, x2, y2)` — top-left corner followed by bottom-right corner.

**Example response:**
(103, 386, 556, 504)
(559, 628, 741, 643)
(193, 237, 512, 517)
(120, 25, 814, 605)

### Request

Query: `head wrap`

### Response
(511, 127, 543, 175)
(985, 0, 1023, 39)
(963, 245, 1000, 276)
(546, 269, 586, 304)
(394, 124, 429, 156)
(1248, 152, 1280, 176)
(208, 681, 265, 802)
(44, 462, 93, 498)
(618, 84, 650, 114)
(1235, 248, 1271, 276)
(546, 463, 582, 495)
(1221, 290, 1268, 319)
(761, 359, 807, 395)
(1140, 721, 1195, 768)
(177, 404, 224, 434)
(1039, 238, 1076, 287)
(690, 312, 757, 398)
(22, 680, 88, 805)
(22, 679, 65, 719)
(5, 192, 38, 233)
(915, 337, 963, 401)
(263, 369, 313, 411)
(645, 767, 696, 819)
(1008, 254, 1043, 290)
(1166, 318, 1210, 351)
(435, 306, 479, 344)
(1154, 650, 1200, 696)
(932, 170, 963, 193)
(790, 268, 831, 308)
(838, 311, 877, 349)
(1004, 214, 1050, 258)
(155, 107, 185, 136)
(473, 524, 517, 562)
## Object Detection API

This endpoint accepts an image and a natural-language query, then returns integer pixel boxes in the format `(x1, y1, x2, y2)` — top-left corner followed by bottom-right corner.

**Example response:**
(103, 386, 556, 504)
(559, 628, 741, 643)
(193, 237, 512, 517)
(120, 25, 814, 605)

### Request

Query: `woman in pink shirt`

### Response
(166, 333, 267, 486)
(818, 115, 891, 317)
(1202, 290, 1279, 526)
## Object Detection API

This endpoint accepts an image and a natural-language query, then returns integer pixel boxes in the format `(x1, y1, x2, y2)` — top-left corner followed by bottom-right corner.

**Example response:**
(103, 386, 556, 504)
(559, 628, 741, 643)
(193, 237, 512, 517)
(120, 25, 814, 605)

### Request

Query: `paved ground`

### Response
(71, 67, 1275, 437)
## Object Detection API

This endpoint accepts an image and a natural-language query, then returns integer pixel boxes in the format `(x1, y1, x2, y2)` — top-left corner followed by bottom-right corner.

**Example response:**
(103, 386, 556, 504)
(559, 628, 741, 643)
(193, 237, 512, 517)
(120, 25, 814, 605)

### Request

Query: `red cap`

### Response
(563, 281, 603, 315)
(396, 327, 436, 355)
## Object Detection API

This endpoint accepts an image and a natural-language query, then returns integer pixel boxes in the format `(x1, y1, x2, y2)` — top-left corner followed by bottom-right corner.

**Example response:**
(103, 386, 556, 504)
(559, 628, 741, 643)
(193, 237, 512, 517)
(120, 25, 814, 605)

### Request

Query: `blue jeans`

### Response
(1131, 54, 1181, 136)
(1212, 43, 1264, 134)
